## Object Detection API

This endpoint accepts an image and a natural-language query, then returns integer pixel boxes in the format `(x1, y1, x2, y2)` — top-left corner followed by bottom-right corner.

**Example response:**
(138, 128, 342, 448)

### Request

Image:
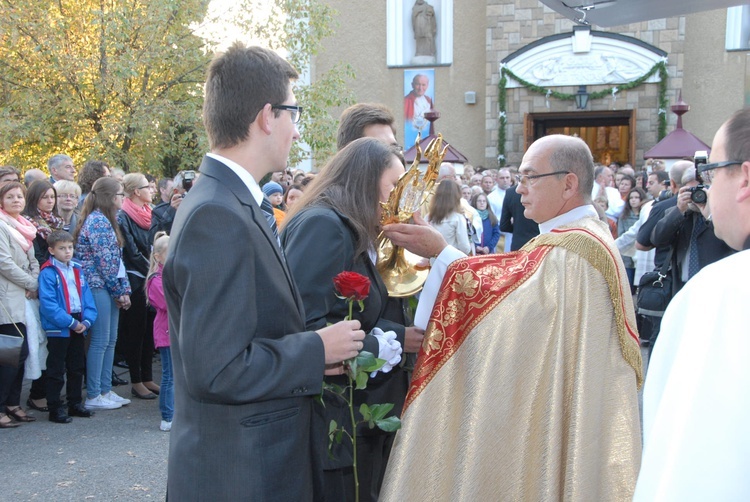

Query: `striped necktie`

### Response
(687, 215, 705, 279)
(260, 196, 280, 243)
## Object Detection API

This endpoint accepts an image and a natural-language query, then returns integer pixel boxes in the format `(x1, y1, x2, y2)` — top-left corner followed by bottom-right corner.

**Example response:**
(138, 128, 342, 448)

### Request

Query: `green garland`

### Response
(496, 61, 668, 167)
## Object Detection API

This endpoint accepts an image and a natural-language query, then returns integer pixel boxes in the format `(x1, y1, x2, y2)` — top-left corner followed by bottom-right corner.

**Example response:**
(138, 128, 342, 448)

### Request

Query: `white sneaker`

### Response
(84, 395, 122, 410)
(103, 391, 131, 406)
(160, 420, 172, 432)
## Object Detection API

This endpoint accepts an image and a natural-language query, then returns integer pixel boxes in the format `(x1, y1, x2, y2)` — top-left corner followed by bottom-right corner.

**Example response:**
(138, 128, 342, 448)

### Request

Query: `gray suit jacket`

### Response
(164, 155, 326, 501)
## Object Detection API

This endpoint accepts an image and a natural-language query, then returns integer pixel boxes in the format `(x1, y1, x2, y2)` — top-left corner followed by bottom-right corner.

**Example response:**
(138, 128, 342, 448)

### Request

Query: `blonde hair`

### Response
(145, 231, 170, 296)
(53, 180, 82, 198)
(122, 172, 147, 198)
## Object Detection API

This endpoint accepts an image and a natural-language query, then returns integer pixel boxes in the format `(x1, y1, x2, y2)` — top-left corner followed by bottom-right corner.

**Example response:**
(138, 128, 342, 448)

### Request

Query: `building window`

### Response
(726, 5, 750, 51)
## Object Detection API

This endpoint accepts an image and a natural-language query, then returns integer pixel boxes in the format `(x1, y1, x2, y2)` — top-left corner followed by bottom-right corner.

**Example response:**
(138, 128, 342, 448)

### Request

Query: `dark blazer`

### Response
(638, 196, 677, 269)
(149, 200, 175, 242)
(163, 156, 326, 501)
(117, 210, 150, 291)
(500, 188, 539, 251)
(650, 205, 734, 296)
(281, 206, 406, 470)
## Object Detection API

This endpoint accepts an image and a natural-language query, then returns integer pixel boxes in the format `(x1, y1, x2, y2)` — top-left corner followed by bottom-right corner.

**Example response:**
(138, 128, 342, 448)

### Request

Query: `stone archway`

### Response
(502, 28, 667, 90)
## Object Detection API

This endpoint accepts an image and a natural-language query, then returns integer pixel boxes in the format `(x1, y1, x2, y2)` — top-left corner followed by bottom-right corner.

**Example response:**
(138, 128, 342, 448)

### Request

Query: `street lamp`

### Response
(575, 85, 589, 109)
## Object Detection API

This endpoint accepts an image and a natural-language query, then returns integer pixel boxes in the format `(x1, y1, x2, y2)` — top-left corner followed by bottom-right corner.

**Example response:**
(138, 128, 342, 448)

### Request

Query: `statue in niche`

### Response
(412, 0, 437, 65)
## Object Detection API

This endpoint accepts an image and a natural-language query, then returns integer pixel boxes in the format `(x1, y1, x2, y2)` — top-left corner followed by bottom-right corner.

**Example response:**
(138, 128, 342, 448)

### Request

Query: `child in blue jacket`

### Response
(38, 230, 97, 423)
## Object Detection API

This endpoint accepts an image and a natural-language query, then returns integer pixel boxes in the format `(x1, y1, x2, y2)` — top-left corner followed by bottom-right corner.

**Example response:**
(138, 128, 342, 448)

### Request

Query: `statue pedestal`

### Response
(411, 55, 436, 65)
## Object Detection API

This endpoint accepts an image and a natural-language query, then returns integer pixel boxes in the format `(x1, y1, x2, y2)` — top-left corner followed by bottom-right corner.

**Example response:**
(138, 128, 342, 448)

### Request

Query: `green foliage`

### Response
(253, 0, 355, 168)
(323, 350, 402, 472)
(497, 61, 669, 164)
(0, 0, 210, 174)
(0, 0, 352, 175)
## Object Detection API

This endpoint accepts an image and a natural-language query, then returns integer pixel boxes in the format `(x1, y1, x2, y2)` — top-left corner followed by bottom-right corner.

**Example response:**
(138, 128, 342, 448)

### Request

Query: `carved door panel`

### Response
(527, 110, 635, 165)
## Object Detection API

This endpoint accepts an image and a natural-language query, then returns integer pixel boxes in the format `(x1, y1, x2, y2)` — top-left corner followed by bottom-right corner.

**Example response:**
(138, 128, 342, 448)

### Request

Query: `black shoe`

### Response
(49, 408, 72, 424)
(68, 403, 94, 418)
(114, 360, 129, 369)
(26, 398, 48, 412)
(131, 387, 157, 400)
(112, 371, 129, 387)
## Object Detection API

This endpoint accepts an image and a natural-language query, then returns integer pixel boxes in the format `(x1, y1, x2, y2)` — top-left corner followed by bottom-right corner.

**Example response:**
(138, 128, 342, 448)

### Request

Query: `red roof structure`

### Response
(403, 111, 469, 164)
(644, 93, 710, 159)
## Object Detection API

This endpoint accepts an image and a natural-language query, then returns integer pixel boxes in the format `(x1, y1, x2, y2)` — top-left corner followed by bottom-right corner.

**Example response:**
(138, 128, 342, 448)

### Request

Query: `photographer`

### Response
(149, 170, 196, 239)
(650, 166, 734, 297)
(635, 107, 750, 502)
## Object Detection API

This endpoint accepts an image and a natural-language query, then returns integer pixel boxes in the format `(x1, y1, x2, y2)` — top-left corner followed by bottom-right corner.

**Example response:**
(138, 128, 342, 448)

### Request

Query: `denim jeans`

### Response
(158, 347, 174, 422)
(87, 289, 120, 398)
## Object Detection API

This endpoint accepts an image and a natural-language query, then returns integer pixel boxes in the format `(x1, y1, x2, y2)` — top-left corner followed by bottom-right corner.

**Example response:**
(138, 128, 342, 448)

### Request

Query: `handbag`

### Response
(0, 300, 24, 367)
(636, 247, 674, 318)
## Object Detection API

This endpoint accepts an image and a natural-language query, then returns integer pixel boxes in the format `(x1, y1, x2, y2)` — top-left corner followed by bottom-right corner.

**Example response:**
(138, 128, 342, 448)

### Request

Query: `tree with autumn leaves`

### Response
(0, 0, 353, 175)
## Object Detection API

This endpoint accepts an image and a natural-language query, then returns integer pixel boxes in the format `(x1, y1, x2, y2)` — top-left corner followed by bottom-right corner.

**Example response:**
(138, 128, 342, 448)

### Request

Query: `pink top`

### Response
(147, 264, 170, 348)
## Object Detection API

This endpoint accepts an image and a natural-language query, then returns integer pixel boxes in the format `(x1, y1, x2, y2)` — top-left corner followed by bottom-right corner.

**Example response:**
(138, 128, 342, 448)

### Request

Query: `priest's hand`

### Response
(382, 212, 447, 259)
(404, 326, 425, 353)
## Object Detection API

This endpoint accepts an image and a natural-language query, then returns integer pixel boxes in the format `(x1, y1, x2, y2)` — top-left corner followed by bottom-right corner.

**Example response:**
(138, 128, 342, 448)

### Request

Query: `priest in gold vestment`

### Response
(381, 135, 643, 501)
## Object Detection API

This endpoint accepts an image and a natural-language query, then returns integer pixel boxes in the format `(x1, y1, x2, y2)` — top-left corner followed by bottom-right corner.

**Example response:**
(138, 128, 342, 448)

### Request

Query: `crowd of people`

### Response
(2, 41, 748, 501)
(0, 158, 179, 430)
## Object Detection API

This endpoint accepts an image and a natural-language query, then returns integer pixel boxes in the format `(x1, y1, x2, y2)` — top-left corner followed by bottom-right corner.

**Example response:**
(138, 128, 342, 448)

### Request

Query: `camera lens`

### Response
(690, 187, 707, 204)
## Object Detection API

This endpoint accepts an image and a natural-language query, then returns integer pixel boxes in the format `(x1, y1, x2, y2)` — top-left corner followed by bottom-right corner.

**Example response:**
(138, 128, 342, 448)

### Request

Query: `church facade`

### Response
(314, 1, 747, 168)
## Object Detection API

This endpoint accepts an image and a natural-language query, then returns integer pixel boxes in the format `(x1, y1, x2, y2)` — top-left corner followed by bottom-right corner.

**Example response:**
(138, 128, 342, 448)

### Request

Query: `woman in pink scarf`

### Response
(0, 181, 40, 428)
(116, 173, 159, 400)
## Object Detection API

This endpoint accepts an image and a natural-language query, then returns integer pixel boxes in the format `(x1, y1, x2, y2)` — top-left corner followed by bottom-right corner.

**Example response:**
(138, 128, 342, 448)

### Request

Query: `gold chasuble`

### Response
(381, 216, 642, 501)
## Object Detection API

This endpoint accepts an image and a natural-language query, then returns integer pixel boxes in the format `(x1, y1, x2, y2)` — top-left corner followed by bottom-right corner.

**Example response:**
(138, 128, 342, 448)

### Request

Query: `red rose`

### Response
(333, 271, 371, 301)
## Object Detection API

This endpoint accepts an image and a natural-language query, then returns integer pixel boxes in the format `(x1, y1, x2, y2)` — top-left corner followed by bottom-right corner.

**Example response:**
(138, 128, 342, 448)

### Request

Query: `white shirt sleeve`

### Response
(414, 245, 466, 329)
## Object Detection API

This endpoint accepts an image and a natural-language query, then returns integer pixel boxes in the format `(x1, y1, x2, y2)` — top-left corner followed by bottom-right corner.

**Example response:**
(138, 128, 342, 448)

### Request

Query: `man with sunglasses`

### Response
(636, 108, 750, 501)
(381, 134, 642, 500)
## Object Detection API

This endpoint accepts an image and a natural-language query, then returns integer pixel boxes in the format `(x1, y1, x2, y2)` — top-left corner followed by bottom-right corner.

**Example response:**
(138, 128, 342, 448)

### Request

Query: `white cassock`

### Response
(635, 249, 749, 501)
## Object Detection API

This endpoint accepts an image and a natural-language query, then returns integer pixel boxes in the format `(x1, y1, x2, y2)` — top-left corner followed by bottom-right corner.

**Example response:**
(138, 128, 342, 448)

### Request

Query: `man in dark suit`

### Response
(163, 43, 365, 501)
(650, 167, 734, 296)
(636, 161, 691, 270)
(635, 161, 690, 346)
(500, 183, 539, 250)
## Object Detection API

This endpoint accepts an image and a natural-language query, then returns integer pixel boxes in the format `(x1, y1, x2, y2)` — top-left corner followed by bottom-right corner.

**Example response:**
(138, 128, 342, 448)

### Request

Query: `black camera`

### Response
(182, 170, 196, 192)
(691, 151, 708, 204)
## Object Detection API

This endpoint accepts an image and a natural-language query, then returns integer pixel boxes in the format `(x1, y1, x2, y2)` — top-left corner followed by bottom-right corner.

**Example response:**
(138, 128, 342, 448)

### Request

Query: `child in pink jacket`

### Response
(146, 232, 171, 431)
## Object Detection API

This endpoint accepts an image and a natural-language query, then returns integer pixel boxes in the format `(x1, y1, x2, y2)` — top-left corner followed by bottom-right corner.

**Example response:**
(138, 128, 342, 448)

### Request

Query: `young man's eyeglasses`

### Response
(698, 160, 742, 185)
(271, 104, 303, 124)
(515, 170, 570, 187)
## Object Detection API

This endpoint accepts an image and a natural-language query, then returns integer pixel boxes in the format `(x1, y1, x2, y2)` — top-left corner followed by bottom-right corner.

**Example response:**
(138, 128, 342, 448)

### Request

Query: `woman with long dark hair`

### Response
(470, 192, 500, 254)
(23, 180, 64, 264)
(281, 137, 420, 501)
(75, 177, 132, 410)
(618, 187, 647, 292)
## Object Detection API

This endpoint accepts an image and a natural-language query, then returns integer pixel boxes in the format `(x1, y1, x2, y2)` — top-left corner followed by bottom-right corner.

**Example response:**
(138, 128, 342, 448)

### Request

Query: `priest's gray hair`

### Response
(548, 136, 594, 197)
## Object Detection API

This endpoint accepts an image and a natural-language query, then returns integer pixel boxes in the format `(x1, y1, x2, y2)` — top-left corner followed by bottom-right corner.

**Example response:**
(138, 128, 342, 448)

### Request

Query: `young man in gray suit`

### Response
(163, 43, 366, 501)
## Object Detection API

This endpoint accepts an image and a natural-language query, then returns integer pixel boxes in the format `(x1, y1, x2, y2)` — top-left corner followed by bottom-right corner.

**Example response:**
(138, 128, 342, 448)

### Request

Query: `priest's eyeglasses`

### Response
(698, 160, 742, 185)
(515, 170, 570, 187)
(271, 104, 303, 124)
